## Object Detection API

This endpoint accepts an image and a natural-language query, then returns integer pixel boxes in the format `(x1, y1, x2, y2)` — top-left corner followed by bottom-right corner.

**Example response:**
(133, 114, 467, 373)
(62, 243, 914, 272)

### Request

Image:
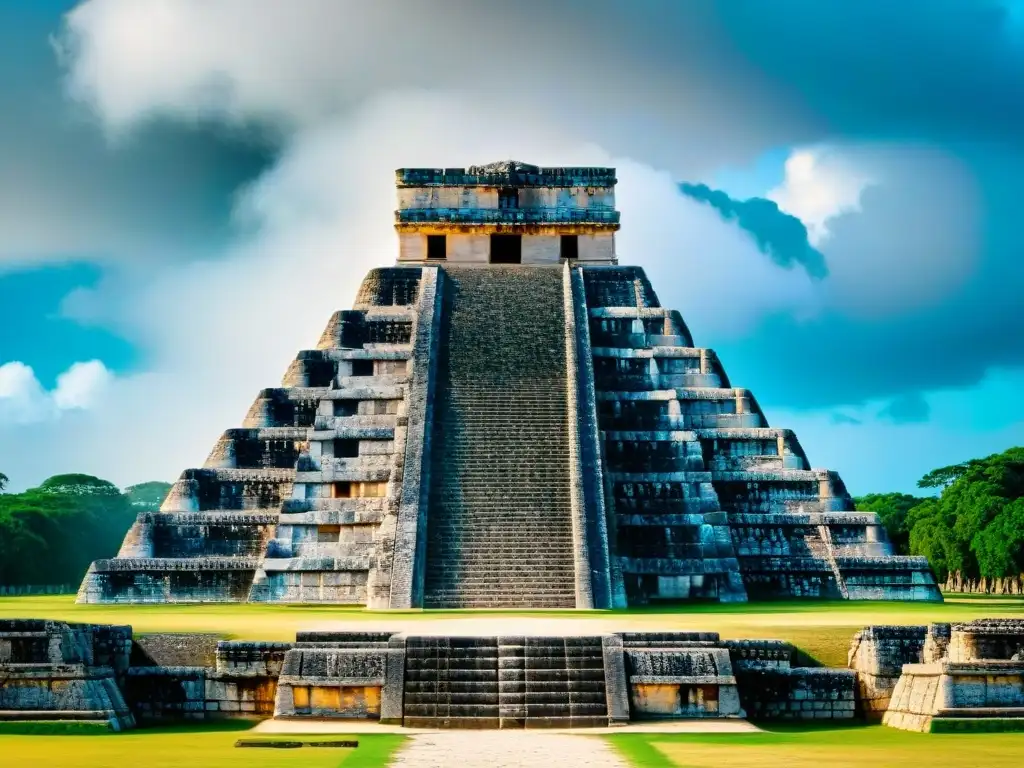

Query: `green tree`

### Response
(0, 474, 137, 586)
(38, 473, 120, 495)
(853, 492, 927, 555)
(0, 472, 7, 492)
(905, 447, 1024, 581)
(125, 481, 173, 509)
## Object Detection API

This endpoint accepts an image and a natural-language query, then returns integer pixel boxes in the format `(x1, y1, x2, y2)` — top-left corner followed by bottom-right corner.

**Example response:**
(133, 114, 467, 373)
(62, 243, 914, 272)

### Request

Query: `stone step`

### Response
(422, 267, 577, 609)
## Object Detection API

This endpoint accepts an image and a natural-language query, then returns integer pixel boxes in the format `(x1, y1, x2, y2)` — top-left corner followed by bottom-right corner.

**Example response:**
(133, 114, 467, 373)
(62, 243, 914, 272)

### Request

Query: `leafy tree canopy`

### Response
(37, 473, 120, 496)
(125, 481, 173, 508)
(905, 447, 1024, 581)
(0, 472, 7, 492)
(0, 473, 136, 586)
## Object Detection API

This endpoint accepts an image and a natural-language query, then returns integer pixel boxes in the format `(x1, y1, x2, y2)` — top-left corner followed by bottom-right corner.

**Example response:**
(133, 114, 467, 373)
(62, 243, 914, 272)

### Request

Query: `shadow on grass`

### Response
(0, 719, 264, 737)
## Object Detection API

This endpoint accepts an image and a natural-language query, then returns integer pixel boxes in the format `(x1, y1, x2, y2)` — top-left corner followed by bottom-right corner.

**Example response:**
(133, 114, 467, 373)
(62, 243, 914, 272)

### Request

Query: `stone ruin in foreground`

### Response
(78, 160, 940, 607)
(2, 619, 1021, 731)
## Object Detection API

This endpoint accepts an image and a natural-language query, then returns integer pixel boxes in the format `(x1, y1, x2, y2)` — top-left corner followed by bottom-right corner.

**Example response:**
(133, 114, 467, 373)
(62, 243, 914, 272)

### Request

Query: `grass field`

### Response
(607, 724, 1024, 767)
(3, 593, 1021, 666)
(0, 721, 406, 768)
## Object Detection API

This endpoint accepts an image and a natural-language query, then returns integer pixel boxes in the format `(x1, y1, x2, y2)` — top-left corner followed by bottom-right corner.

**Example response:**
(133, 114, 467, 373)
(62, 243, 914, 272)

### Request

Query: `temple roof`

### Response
(395, 161, 616, 188)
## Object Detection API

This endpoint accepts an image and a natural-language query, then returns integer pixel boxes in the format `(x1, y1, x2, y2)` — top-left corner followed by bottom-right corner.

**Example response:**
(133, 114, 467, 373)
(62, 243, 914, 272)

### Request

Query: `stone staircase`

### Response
(498, 636, 609, 728)
(423, 267, 576, 608)
(401, 635, 609, 729)
(403, 636, 501, 728)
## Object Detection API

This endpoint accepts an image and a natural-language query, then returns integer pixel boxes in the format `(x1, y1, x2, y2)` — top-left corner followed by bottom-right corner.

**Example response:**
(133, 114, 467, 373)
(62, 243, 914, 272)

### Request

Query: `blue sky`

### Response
(1, 1, 1023, 495)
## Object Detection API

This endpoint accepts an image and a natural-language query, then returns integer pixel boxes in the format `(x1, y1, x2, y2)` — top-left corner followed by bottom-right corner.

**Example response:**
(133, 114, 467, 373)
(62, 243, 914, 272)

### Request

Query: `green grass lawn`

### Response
(607, 724, 1024, 767)
(0, 721, 406, 768)
(2, 593, 1021, 666)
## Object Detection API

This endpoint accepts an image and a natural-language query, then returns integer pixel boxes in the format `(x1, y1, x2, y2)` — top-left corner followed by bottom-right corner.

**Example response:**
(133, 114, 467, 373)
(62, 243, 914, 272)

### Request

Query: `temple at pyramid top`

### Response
(77, 160, 941, 608)
(394, 160, 620, 264)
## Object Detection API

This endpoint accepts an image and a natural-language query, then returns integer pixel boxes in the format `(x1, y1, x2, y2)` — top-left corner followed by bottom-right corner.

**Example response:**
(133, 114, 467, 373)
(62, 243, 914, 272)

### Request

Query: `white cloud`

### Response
(0, 88, 818, 489)
(52, 360, 114, 410)
(768, 146, 874, 245)
(0, 359, 113, 425)
(0, 0, 973, 492)
(56, 0, 799, 174)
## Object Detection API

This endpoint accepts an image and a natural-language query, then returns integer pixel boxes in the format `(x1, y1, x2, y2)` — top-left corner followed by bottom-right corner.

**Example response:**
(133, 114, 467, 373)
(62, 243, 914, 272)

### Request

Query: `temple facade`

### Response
(78, 160, 941, 607)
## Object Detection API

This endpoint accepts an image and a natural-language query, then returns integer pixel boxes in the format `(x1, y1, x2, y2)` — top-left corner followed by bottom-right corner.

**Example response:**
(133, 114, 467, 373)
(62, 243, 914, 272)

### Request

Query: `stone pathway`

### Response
(389, 731, 628, 767)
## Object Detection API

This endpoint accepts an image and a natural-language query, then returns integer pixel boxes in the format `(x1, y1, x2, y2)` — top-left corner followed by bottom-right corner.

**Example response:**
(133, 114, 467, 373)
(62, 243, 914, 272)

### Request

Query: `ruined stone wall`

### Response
(847, 625, 928, 718)
(124, 640, 291, 722)
(0, 621, 134, 730)
(621, 633, 743, 719)
(736, 667, 857, 720)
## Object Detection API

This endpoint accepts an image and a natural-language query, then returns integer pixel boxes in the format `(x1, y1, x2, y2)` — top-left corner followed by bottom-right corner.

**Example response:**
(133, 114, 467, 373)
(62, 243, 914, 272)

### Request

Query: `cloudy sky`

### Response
(2, 0, 1023, 495)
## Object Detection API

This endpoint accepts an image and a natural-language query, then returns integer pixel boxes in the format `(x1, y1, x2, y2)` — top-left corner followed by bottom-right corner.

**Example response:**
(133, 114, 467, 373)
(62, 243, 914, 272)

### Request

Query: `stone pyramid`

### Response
(78, 161, 941, 607)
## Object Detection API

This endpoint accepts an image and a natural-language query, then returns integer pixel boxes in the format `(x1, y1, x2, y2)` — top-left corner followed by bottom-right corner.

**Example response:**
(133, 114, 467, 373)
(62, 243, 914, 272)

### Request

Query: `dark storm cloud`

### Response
(878, 393, 932, 424)
(0, 3, 273, 264)
(703, 144, 1024, 411)
(715, 0, 1024, 146)
(830, 413, 863, 426)
(679, 183, 828, 279)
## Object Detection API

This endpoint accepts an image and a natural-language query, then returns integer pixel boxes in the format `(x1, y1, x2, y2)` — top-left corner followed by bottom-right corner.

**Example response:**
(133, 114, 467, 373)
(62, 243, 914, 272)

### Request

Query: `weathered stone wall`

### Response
(736, 667, 857, 720)
(124, 640, 291, 722)
(884, 661, 1024, 732)
(274, 646, 390, 719)
(132, 633, 222, 668)
(621, 633, 743, 719)
(848, 625, 928, 718)
(947, 619, 1024, 662)
(0, 621, 134, 730)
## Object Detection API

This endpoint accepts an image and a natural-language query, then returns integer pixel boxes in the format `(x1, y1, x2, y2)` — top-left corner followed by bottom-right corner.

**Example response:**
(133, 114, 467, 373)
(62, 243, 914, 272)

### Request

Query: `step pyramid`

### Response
(78, 160, 941, 607)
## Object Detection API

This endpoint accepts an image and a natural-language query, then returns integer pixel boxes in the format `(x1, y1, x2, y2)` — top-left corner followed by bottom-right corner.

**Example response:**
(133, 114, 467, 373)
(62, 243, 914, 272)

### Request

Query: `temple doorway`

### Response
(490, 234, 522, 264)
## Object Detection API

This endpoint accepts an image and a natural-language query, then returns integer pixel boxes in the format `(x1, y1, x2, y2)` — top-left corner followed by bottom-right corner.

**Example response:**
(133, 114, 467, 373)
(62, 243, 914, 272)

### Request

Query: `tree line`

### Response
(0, 473, 170, 587)
(855, 446, 1024, 582)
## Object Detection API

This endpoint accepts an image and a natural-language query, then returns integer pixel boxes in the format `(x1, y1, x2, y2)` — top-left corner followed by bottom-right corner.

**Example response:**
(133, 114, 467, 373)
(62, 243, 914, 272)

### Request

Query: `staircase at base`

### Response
(401, 635, 610, 729)
(423, 266, 577, 609)
(403, 637, 500, 728)
(498, 636, 609, 728)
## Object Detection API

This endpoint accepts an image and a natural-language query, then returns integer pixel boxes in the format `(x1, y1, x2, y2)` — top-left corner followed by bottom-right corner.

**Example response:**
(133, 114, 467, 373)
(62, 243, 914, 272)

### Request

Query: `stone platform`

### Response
(849, 619, 1024, 732)
(0, 620, 134, 731)
(1, 619, 867, 731)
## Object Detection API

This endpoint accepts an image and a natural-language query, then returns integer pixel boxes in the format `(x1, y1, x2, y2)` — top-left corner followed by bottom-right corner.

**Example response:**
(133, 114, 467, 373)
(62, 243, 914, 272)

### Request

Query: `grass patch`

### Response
(3, 594, 1021, 666)
(607, 723, 1024, 767)
(0, 720, 406, 768)
(931, 718, 1024, 734)
(0, 721, 113, 736)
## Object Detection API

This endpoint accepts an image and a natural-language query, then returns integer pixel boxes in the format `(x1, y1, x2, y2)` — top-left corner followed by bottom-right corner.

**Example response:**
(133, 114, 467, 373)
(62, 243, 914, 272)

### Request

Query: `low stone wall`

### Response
(0, 620, 134, 730)
(623, 640, 742, 719)
(947, 619, 1024, 662)
(884, 661, 1024, 732)
(735, 668, 857, 720)
(847, 625, 928, 719)
(123, 641, 291, 721)
(132, 633, 222, 668)
(274, 644, 400, 720)
(725, 639, 796, 671)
